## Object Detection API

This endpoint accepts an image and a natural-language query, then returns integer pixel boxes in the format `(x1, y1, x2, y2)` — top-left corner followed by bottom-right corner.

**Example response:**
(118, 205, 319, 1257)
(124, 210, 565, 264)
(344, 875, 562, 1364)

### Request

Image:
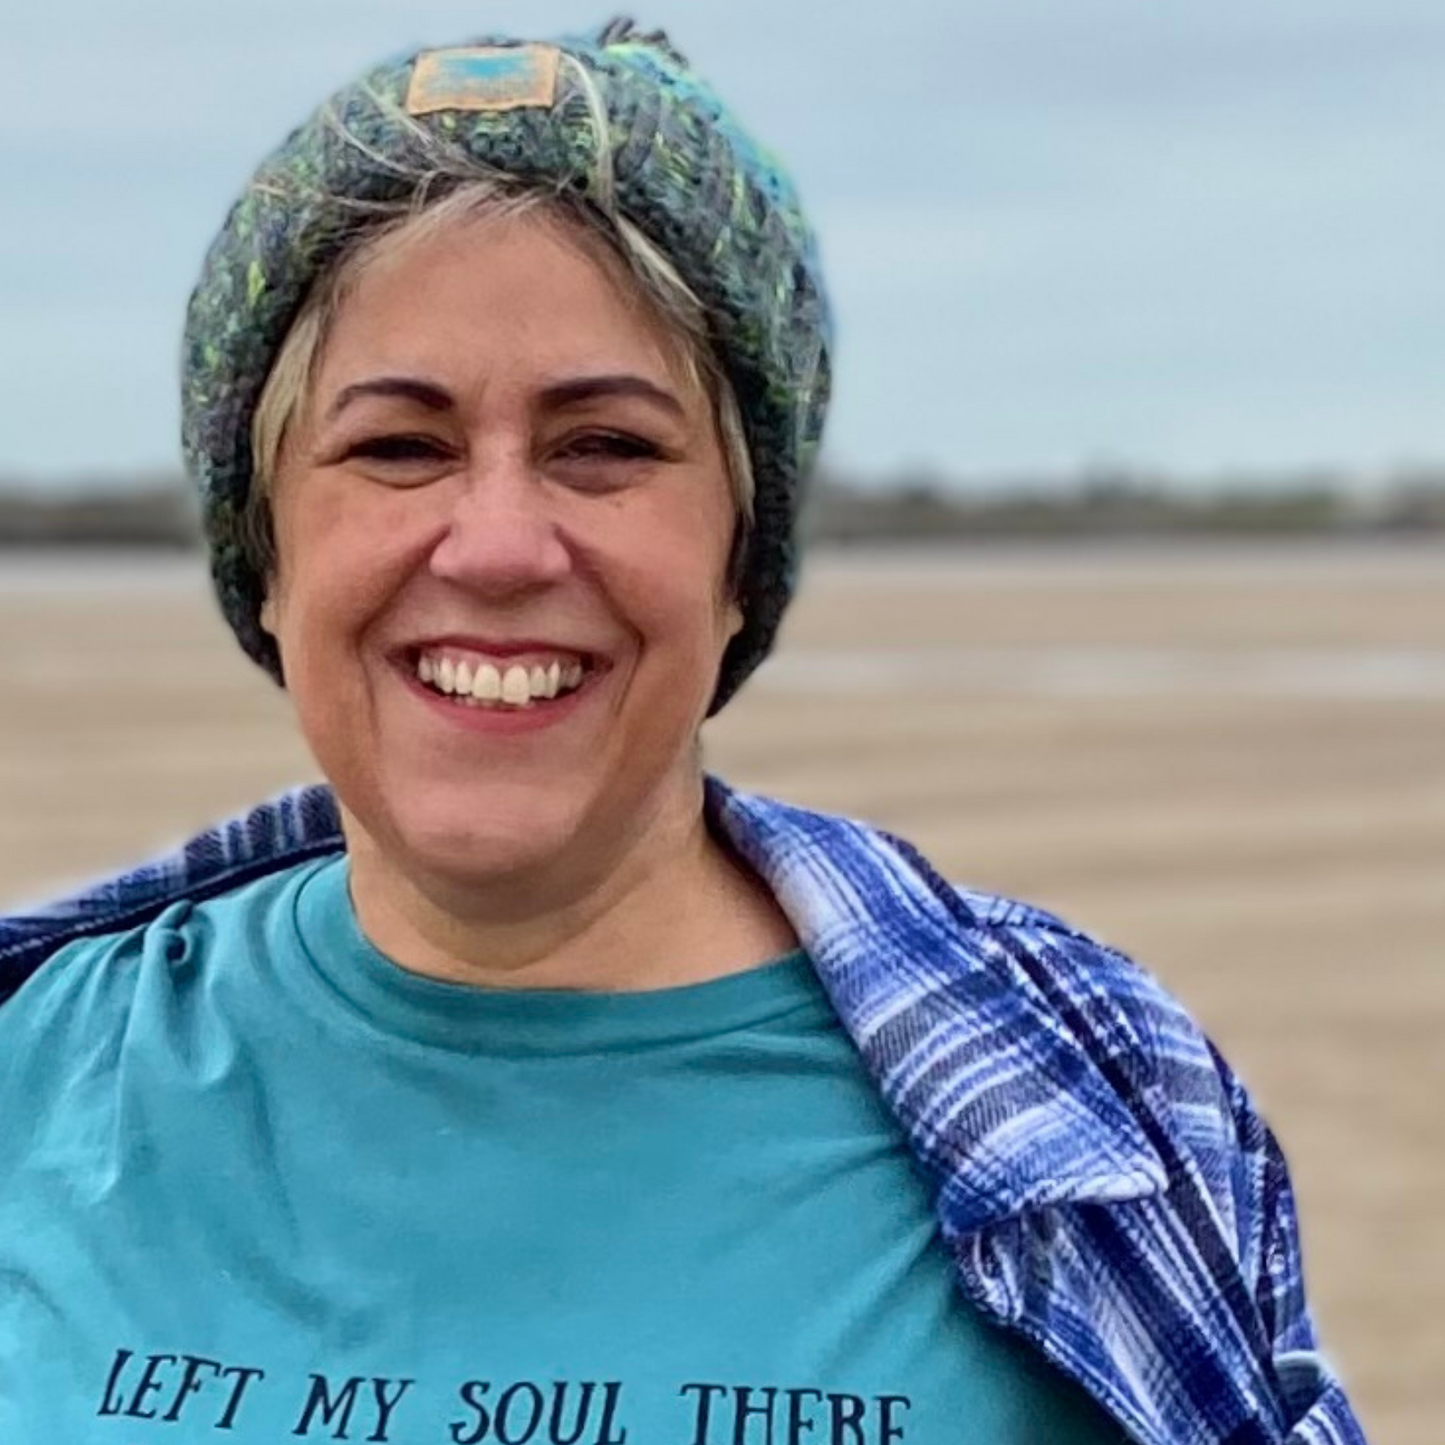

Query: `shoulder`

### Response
(722, 779, 1249, 1163)
(0, 906, 179, 1153)
(956, 880, 1217, 1086)
(0, 783, 344, 1008)
(0, 858, 325, 1087)
(725, 784, 1331, 1392)
(718, 779, 1221, 1090)
(953, 877, 1278, 1249)
(773, 786, 1263, 1230)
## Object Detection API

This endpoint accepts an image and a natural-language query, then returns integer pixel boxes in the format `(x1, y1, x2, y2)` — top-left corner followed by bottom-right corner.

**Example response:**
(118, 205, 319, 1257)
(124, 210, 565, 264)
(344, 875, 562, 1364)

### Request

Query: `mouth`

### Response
(404, 643, 602, 711)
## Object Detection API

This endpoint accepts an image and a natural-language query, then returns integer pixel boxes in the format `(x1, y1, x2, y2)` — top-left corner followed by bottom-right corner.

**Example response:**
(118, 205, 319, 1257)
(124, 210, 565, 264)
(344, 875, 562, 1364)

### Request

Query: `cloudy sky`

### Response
(4, 0, 1442, 488)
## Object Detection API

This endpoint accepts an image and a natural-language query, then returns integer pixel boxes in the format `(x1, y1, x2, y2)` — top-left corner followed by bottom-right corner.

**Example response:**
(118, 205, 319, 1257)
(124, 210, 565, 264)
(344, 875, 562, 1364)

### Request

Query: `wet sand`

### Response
(3, 543, 1442, 1441)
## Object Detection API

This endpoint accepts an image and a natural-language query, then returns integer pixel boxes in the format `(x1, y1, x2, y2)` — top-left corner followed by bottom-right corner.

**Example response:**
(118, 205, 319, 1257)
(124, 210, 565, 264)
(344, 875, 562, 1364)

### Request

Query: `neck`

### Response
(341, 785, 798, 992)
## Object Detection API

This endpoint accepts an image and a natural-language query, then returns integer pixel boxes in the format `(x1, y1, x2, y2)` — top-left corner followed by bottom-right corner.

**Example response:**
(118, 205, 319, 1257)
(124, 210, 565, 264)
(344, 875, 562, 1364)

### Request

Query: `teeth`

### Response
(416, 650, 589, 706)
(471, 663, 501, 701)
(501, 665, 531, 705)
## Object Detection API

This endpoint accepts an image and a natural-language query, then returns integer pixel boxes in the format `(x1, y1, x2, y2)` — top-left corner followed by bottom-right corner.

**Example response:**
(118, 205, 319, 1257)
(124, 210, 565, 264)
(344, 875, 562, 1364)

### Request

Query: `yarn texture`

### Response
(180, 20, 832, 712)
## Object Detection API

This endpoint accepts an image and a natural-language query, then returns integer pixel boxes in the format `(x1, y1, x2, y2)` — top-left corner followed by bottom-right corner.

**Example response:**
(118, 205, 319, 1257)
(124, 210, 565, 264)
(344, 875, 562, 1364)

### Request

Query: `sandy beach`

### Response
(3, 542, 1441, 1442)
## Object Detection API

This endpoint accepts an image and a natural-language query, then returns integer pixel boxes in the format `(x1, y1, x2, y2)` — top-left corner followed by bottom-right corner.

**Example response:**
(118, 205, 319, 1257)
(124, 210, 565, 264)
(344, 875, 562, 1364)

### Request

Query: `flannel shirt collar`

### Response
(710, 780, 1168, 1234)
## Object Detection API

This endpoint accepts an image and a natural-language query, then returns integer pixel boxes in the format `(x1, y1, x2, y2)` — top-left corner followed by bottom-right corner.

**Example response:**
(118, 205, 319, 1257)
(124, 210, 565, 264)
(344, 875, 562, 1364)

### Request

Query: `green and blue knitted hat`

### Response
(180, 18, 831, 713)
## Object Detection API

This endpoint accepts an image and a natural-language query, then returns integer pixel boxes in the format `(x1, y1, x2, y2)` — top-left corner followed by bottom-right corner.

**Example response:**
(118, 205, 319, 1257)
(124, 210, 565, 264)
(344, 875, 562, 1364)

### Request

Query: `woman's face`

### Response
(260, 210, 743, 898)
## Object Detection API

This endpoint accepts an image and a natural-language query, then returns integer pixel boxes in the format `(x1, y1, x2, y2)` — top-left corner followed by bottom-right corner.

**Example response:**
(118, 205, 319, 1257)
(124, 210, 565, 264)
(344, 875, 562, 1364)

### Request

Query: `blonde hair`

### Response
(244, 178, 756, 587)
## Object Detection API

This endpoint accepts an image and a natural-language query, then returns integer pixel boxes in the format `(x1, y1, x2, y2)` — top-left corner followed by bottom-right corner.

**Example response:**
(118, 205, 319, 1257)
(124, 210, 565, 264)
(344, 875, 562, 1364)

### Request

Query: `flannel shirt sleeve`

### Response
(1205, 1044, 1369, 1444)
(1108, 947, 1370, 1444)
(1019, 904, 1371, 1443)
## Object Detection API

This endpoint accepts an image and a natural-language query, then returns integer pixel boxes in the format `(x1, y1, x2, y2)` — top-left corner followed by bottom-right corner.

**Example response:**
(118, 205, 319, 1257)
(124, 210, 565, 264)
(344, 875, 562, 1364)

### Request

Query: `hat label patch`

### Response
(405, 45, 561, 116)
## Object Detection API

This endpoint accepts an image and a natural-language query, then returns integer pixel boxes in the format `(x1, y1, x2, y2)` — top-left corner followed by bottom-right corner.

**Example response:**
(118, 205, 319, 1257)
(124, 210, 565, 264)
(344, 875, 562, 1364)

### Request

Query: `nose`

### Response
(427, 453, 572, 598)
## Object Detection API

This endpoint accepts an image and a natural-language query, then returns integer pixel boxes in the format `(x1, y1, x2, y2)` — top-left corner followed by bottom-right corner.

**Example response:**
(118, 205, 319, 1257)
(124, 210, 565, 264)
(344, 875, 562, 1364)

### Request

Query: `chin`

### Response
(382, 790, 590, 888)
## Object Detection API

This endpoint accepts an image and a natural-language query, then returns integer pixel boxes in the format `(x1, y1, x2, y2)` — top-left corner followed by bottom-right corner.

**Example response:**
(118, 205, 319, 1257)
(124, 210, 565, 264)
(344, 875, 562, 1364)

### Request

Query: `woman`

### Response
(0, 20, 1363, 1445)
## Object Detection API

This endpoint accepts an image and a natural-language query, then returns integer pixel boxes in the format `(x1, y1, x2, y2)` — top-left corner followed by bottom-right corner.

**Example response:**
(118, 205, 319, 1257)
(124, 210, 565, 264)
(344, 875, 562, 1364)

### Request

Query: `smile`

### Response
(414, 648, 590, 709)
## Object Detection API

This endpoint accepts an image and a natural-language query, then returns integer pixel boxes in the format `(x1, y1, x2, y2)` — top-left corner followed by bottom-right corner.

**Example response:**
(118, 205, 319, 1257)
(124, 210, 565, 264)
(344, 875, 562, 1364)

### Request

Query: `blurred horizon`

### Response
(2, 460, 1444, 500)
(5, 0, 1444, 488)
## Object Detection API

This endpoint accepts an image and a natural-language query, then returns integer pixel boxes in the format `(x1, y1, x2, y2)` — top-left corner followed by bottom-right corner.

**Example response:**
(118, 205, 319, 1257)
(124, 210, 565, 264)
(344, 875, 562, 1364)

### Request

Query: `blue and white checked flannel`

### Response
(0, 777, 1367, 1445)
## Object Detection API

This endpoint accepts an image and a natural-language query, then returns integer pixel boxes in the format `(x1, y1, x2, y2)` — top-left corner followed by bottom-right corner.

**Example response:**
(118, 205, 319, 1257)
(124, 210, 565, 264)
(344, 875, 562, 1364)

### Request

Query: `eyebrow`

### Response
(327, 377, 454, 420)
(539, 375, 686, 419)
(324, 373, 686, 422)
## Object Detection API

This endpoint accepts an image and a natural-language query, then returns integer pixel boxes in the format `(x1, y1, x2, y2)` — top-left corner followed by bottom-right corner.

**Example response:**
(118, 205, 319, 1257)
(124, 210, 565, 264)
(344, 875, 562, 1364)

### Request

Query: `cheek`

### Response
(313, 479, 430, 593)
(273, 484, 440, 670)
(593, 546, 734, 682)
(592, 485, 738, 634)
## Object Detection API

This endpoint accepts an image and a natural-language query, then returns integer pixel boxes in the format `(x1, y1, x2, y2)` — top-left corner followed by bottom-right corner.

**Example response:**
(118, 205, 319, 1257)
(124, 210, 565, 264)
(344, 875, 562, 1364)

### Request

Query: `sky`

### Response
(4, 0, 1443, 489)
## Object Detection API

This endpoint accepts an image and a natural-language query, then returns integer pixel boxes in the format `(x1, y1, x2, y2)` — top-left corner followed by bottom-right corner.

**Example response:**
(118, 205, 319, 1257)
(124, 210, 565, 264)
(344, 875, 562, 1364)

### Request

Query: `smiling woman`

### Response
(0, 18, 1363, 1445)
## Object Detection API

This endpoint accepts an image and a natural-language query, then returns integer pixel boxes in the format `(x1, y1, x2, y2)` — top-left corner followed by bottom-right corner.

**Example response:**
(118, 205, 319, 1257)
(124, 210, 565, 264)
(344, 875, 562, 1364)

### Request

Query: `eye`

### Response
(557, 431, 664, 463)
(343, 434, 453, 464)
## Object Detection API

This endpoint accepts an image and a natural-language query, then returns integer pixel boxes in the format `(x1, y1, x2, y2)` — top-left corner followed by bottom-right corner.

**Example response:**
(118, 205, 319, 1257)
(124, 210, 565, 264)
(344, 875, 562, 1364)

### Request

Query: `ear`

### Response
(259, 593, 278, 638)
(724, 598, 744, 641)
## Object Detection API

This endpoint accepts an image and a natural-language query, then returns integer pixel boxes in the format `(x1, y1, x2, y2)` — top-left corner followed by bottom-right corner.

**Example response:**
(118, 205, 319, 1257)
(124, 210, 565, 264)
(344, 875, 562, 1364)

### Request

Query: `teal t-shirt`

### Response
(0, 856, 1125, 1444)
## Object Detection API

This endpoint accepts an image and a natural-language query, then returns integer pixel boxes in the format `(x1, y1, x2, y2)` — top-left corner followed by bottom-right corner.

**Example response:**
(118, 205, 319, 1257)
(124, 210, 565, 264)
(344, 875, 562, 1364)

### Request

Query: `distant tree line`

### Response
(0, 478, 199, 548)
(1, 466, 1443, 548)
(802, 466, 1445, 543)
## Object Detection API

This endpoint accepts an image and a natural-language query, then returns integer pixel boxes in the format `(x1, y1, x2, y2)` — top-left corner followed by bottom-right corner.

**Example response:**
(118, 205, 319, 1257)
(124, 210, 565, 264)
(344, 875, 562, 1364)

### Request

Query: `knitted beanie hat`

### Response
(180, 18, 831, 714)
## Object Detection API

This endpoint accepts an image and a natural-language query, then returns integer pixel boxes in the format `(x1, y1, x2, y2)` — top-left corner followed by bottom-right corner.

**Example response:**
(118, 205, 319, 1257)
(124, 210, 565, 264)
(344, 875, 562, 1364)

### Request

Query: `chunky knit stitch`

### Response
(181, 19, 831, 712)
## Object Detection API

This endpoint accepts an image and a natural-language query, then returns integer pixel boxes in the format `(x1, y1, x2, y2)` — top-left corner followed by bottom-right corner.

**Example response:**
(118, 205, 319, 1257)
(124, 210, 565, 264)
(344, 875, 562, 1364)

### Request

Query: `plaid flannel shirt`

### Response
(0, 778, 1367, 1445)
